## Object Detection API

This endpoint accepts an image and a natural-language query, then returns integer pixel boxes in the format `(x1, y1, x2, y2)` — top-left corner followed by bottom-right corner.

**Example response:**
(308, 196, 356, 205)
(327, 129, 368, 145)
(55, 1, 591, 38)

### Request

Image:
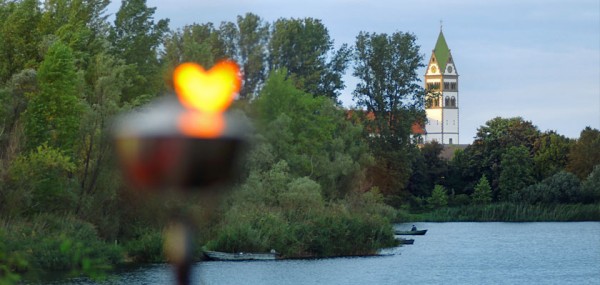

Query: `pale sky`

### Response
(108, 0, 600, 144)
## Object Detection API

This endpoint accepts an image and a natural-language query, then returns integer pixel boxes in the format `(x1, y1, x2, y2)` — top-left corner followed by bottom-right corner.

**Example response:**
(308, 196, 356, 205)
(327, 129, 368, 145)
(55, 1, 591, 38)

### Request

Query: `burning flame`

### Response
(173, 60, 241, 138)
(173, 61, 241, 113)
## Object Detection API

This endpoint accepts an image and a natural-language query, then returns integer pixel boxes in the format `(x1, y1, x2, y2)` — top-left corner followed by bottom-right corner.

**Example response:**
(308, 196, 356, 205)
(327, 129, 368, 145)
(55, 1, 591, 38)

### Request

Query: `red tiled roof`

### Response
(411, 123, 425, 135)
(346, 109, 425, 135)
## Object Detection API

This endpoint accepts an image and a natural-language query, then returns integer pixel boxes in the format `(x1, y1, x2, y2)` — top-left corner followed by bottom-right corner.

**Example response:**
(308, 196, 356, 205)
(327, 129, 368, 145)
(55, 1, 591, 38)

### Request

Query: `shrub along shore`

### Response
(3, 201, 598, 283)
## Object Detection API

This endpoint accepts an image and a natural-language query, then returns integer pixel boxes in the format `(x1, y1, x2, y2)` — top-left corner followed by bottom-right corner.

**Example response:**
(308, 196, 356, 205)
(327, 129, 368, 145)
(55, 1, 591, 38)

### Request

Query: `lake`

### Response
(32, 222, 600, 284)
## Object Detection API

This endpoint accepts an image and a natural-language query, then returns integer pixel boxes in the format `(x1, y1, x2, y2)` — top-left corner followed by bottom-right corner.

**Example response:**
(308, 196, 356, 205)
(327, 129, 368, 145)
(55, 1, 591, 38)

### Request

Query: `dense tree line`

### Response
(0, 0, 421, 279)
(406, 118, 600, 211)
(0, 0, 597, 281)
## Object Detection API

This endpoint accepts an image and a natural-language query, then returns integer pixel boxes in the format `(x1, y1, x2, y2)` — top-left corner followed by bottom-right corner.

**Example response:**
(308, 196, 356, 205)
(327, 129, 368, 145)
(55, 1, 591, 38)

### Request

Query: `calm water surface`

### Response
(33, 222, 600, 284)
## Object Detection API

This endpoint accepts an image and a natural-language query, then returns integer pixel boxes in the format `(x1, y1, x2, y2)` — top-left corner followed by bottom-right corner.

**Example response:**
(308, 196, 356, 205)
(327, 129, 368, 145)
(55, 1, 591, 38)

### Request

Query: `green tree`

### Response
(498, 145, 535, 201)
(0, 0, 42, 82)
(533, 131, 572, 180)
(406, 150, 428, 200)
(38, 0, 110, 69)
(421, 141, 448, 189)
(219, 13, 270, 100)
(566, 127, 600, 179)
(352, 31, 425, 198)
(446, 148, 478, 196)
(458, 117, 541, 195)
(472, 175, 492, 205)
(161, 22, 229, 93)
(427, 184, 448, 209)
(268, 18, 350, 100)
(252, 69, 372, 197)
(75, 53, 129, 226)
(0, 69, 37, 160)
(23, 41, 83, 155)
(407, 141, 448, 198)
(109, 0, 169, 101)
(162, 23, 227, 70)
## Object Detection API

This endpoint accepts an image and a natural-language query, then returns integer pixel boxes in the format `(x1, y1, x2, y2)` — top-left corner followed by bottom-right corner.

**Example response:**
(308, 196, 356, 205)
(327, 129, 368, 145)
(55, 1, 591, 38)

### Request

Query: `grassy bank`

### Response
(399, 203, 600, 222)
(0, 214, 124, 282)
(1, 189, 400, 283)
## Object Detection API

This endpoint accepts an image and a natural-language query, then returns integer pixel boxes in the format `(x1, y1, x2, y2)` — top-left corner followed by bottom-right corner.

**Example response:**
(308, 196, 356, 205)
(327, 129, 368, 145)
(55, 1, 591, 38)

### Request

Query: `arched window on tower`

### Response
(445, 97, 450, 107)
(451, 96, 456, 107)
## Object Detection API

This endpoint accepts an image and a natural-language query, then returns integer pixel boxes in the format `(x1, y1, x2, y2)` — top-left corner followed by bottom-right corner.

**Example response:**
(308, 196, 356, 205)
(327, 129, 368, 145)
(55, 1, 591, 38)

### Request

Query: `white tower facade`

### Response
(424, 30, 459, 145)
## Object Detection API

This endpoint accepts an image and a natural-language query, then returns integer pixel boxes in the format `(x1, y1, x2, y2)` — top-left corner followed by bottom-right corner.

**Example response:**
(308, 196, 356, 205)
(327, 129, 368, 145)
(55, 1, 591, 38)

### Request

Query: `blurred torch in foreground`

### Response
(113, 60, 247, 191)
(113, 60, 247, 285)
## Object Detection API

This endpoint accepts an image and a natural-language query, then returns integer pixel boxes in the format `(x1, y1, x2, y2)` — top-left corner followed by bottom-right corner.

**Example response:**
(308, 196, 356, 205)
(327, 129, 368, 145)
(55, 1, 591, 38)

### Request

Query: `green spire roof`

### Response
(433, 31, 450, 72)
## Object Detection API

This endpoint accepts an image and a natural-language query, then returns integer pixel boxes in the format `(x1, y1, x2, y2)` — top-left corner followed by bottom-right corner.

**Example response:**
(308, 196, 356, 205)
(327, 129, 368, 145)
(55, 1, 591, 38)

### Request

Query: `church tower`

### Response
(424, 29, 459, 145)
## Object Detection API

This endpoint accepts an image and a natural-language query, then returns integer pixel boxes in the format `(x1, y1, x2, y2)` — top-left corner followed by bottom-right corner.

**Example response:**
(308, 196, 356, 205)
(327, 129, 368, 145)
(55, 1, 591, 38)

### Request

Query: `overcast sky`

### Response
(107, 0, 600, 144)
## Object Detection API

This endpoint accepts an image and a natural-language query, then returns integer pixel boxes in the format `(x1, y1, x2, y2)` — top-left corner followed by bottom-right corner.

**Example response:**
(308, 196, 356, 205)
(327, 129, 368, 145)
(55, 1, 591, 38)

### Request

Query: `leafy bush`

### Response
(345, 187, 396, 221)
(519, 183, 546, 205)
(0, 230, 27, 285)
(206, 164, 396, 258)
(449, 194, 471, 207)
(404, 195, 426, 212)
(123, 227, 164, 263)
(279, 177, 325, 218)
(1, 214, 123, 276)
(6, 145, 77, 217)
(519, 171, 581, 204)
(581, 165, 600, 203)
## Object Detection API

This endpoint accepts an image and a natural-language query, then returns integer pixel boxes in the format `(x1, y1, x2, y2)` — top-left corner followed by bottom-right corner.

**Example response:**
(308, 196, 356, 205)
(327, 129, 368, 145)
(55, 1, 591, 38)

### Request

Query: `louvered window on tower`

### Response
(428, 82, 440, 90)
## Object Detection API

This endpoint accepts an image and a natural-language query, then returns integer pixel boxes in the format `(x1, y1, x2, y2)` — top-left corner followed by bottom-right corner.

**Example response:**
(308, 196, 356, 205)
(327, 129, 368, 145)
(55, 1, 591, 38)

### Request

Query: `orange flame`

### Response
(178, 112, 225, 139)
(173, 61, 241, 113)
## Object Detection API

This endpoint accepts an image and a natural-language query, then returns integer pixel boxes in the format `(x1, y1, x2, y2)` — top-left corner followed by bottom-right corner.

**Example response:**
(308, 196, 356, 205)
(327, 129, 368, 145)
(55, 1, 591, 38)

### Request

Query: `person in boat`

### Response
(411, 225, 417, 231)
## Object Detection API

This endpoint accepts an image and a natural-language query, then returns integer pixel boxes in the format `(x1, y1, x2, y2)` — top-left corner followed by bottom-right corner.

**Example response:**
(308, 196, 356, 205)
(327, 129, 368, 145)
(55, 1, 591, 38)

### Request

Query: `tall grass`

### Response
(405, 203, 600, 222)
(1, 214, 123, 278)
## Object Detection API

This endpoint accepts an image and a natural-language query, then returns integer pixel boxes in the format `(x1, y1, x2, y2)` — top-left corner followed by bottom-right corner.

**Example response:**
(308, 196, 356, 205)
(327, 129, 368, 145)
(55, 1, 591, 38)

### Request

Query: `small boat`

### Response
(395, 229, 427, 235)
(398, 238, 414, 245)
(203, 250, 279, 261)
